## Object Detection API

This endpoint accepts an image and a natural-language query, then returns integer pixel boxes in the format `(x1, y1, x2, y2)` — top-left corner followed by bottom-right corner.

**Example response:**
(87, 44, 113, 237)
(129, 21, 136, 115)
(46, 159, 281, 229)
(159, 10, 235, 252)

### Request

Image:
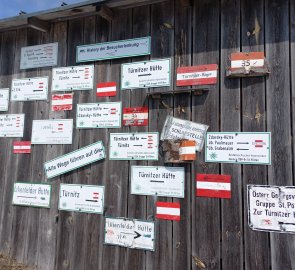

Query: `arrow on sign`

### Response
(138, 73, 152, 77)
(237, 142, 249, 144)
(17, 196, 37, 199)
(121, 231, 142, 239)
(236, 148, 249, 151)
(279, 222, 295, 226)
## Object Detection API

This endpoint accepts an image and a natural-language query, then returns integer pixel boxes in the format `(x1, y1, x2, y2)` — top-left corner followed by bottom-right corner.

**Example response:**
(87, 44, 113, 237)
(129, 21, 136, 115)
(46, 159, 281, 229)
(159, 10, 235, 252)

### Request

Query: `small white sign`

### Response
(11, 76, 48, 101)
(160, 115, 208, 152)
(13, 182, 51, 208)
(248, 185, 295, 234)
(206, 132, 271, 165)
(77, 36, 151, 62)
(0, 114, 24, 137)
(52, 65, 94, 91)
(31, 119, 73, 145)
(121, 58, 171, 89)
(44, 141, 105, 179)
(0, 89, 9, 111)
(109, 133, 158, 160)
(131, 166, 185, 198)
(77, 102, 121, 129)
(104, 217, 155, 251)
(20, 42, 58, 69)
(59, 184, 104, 214)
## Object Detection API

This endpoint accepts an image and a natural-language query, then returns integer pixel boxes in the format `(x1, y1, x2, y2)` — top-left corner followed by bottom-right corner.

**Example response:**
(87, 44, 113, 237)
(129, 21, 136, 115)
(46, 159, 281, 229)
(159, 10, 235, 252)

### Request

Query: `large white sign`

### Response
(248, 185, 295, 234)
(44, 141, 105, 179)
(77, 36, 151, 62)
(31, 119, 73, 145)
(109, 133, 158, 160)
(0, 89, 9, 111)
(52, 65, 94, 91)
(131, 166, 185, 198)
(121, 58, 171, 89)
(104, 217, 155, 251)
(13, 182, 51, 208)
(206, 132, 271, 165)
(161, 115, 208, 152)
(77, 102, 121, 129)
(59, 184, 104, 214)
(11, 76, 48, 101)
(0, 114, 24, 137)
(20, 42, 58, 69)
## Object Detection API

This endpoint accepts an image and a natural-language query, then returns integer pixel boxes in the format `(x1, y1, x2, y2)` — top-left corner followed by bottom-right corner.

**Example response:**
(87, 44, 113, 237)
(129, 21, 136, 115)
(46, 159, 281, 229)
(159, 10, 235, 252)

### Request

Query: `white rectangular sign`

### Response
(11, 76, 48, 101)
(59, 184, 104, 214)
(109, 133, 158, 160)
(31, 119, 73, 145)
(77, 36, 151, 62)
(161, 115, 208, 152)
(121, 58, 171, 89)
(248, 185, 295, 233)
(44, 141, 105, 179)
(51, 65, 94, 91)
(205, 132, 271, 165)
(104, 217, 155, 251)
(13, 182, 51, 208)
(0, 89, 9, 111)
(0, 114, 24, 137)
(77, 102, 121, 129)
(131, 166, 185, 198)
(20, 42, 58, 69)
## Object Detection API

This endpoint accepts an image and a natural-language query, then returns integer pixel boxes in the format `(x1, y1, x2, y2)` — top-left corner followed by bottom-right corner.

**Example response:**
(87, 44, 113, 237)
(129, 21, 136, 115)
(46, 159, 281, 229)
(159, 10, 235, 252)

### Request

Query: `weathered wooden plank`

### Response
(265, 1, 295, 269)
(241, 0, 270, 269)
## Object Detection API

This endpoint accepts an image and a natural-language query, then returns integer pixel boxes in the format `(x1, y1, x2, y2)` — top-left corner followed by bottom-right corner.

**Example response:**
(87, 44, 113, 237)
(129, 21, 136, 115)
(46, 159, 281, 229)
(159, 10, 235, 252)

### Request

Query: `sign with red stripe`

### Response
(52, 93, 73, 111)
(13, 141, 31, 154)
(97, 82, 116, 97)
(176, 64, 218, 86)
(156, 201, 180, 221)
(230, 52, 264, 69)
(196, 174, 231, 199)
(123, 107, 148, 126)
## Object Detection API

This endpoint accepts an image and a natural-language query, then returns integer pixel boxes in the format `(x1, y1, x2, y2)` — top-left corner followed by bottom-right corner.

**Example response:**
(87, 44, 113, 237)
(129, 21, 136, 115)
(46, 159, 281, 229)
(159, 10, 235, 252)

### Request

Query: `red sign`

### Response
(176, 64, 218, 86)
(52, 93, 73, 111)
(123, 107, 148, 126)
(196, 174, 231, 199)
(97, 82, 116, 97)
(13, 141, 31, 154)
(230, 52, 264, 69)
(156, 201, 180, 221)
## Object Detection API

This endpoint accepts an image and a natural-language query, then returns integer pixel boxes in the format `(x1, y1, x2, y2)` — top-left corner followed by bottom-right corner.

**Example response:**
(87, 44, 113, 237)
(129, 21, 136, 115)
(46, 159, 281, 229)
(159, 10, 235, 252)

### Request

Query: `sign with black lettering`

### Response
(0, 114, 24, 137)
(248, 185, 295, 234)
(59, 184, 104, 214)
(0, 89, 9, 111)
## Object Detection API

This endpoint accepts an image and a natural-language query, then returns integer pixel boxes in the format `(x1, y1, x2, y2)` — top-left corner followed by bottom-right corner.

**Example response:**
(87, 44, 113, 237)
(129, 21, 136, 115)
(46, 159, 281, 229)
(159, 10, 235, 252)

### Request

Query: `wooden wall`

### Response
(0, 0, 294, 269)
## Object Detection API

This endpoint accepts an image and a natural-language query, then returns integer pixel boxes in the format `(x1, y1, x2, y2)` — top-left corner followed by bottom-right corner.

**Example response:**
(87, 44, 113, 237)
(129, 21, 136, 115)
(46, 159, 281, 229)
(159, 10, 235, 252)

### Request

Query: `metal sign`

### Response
(44, 141, 105, 179)
(97, 82, 116, 97)
(0, 89, 9, 111)
(160, 115, 208, 152)
(156, 201, 180, 221)
(205, 132, 271, 165)
(59, 184, 104, 214)
(51, 65, 94, 91)
(13, 141, 31, 154)
(123, 107, 148, 126)
(76, 102, 121, 129)
(31, 119, 73, 145)
(121, 58, 171, 89)
(13, 182, 51, 208)
(176, 64, 218, 86)
(11, 76, 48, 101)
(51, 93, 73, 111)
(77, 36, 151, 62)
(131, 165, 185, 198)
(248, 185, 295, 234)
(0, 114, 24, 137)
(20, 42, 58, 69)
(231, 52, 264, 69)
(109, 133, 158, 160)
(104, 217, 155, 251)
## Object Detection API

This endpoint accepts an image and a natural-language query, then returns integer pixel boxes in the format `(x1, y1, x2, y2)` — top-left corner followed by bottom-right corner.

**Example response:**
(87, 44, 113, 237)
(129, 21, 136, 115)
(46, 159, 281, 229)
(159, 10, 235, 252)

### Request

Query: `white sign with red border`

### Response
(51, 93, 73, 111)
(96, 82, 116, 97)
(13, 141, 31, 154)
(0, 89, 9, 111)
(230, 52, 265, 69)
(0, 114, 24, 137)
(11, 76, 48, 101)
(123, 107, 148, 126)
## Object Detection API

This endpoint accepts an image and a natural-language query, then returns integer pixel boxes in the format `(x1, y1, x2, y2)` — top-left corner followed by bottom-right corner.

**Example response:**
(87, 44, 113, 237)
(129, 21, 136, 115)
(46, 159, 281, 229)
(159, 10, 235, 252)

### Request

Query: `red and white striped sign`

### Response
(176, 64, 218, 86)
(156, 202, 180, 221)
(92, 192, 99, 200)
(179, 140, 196, 161)
(97, 82, 116, 97)
(196, 174, 231, 199)
(13, 141, 31, 154)
(230, 52, 264, 69)
(51, 93, 73, 111)
(253, 140, 266, 148)
(123, 107, 148, 126)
